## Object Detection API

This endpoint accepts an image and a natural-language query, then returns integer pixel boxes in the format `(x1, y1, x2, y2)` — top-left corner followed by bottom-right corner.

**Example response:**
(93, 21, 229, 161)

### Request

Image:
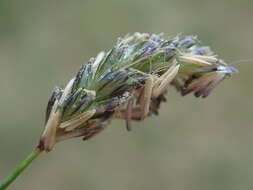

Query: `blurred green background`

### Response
(0, 0, 252, 189)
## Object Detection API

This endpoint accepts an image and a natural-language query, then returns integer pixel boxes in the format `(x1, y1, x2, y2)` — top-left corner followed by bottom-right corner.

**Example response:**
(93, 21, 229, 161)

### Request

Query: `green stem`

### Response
(0, 149, 42, 190)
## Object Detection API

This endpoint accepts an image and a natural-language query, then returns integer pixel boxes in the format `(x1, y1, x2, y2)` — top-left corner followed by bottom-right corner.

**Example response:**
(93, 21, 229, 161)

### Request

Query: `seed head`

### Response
(39, 33, 237, 151)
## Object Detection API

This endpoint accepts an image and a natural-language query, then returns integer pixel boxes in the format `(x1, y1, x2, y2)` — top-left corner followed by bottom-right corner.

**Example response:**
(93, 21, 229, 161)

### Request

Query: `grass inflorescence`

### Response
(40, 32, 237, 151)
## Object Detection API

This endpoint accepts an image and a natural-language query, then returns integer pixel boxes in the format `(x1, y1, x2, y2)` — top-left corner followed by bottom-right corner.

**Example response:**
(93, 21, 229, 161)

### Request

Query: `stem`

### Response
(0, 148, 42, 190)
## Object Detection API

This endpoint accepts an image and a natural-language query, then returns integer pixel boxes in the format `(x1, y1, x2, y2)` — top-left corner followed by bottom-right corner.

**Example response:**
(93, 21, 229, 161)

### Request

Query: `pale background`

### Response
(0, 0, 253, 189)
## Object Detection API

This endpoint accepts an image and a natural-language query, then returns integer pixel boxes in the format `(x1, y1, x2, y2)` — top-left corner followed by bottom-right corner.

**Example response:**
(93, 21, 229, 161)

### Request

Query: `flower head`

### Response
(39, 33, 237, 151)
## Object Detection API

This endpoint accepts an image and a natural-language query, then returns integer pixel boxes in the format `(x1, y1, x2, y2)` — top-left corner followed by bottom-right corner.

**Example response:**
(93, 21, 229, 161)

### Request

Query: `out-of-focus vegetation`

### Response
(0, 0, 252, 189)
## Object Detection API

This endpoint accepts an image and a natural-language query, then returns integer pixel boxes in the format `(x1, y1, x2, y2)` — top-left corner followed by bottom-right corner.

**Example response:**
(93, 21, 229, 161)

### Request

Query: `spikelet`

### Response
(39, 33, 237, 151)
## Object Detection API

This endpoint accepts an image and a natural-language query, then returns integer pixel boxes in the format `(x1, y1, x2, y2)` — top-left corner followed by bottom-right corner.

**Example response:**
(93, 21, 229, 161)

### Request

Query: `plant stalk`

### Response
(0, 148, 42, 190)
